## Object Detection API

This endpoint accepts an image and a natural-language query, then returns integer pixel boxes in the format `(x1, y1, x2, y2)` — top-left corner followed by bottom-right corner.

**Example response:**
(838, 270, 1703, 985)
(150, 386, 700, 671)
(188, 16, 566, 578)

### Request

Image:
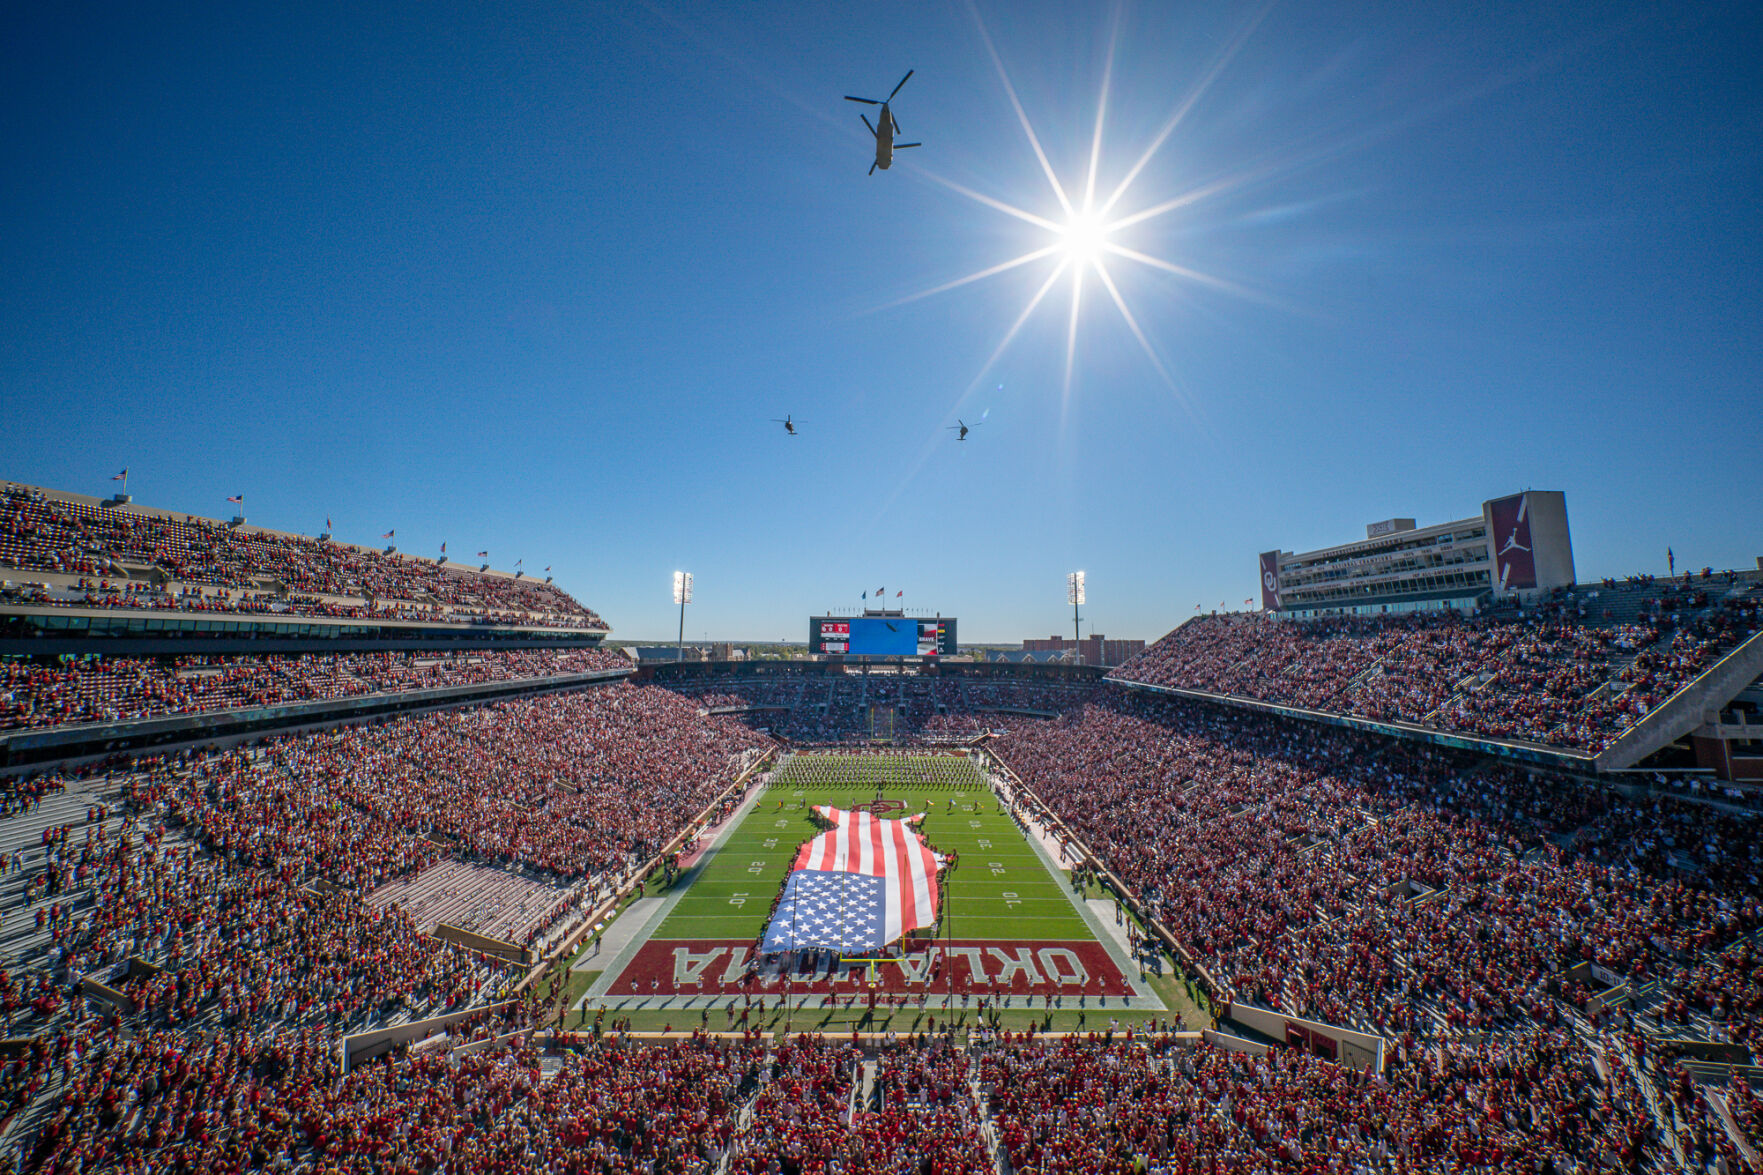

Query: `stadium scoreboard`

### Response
(810, 615, 957, 657)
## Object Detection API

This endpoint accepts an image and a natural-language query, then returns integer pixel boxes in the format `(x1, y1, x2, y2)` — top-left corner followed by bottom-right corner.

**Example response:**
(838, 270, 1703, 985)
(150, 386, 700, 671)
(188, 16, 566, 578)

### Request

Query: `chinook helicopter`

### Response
(845, 70, 920, 175)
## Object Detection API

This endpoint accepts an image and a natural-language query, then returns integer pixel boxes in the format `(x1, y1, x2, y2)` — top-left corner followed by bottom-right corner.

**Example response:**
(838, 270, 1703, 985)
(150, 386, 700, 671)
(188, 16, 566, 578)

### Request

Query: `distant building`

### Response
(1020, 634, 1146, 667)
(1259, 491, 1576, 619)
(993, 650, 1073, 665)
(630, 645, 710, 663)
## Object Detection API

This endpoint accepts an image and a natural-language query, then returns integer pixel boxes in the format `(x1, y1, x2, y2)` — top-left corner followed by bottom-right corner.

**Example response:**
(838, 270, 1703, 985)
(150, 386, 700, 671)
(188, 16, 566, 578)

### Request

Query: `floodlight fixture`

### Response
(1067, 570, 1086, 662)
(673, 571, 693, 662)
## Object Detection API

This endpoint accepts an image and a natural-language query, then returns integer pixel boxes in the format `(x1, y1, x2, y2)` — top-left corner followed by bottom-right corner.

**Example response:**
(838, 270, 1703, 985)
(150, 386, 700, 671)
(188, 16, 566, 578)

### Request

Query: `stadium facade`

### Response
(1019, 633, 1146, 666)
(1258, 490, 1575, 618)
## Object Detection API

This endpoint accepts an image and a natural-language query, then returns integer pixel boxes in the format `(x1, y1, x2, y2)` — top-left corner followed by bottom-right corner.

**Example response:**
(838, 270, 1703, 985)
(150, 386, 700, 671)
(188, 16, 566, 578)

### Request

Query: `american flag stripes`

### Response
(760, 805, 942, 953)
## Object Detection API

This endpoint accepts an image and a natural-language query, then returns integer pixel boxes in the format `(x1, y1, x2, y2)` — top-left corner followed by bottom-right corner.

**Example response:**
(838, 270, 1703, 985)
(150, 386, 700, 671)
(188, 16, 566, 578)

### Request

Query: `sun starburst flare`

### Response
(886, 1, 1283, 422)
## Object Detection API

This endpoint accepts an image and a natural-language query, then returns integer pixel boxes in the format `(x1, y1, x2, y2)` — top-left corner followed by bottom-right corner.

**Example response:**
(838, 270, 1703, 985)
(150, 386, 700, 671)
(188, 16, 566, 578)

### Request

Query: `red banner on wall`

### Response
(1488, 494, 1536, 590)
(1258, 551, 1281, 610)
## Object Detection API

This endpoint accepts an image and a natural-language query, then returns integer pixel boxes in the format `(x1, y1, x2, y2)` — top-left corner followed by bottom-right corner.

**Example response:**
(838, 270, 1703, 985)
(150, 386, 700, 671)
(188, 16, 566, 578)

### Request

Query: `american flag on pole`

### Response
(760, 805, 942, 953)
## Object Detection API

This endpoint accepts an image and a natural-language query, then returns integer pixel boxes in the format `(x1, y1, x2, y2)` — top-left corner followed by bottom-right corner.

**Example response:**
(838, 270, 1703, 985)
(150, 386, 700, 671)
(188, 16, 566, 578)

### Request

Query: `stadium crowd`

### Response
(0, 647, 627, 731)
(679, 675, 1092, 742)
(87, 681, 769, 887)
(1, 645, 1759, 1169)
(995, 687, 1762, 1048)
(1111, 588, 1760, 751)
(0, 482, 607, 628)
(977, 1029, 1706, 1175)
(4, 1019, 1756, 1175)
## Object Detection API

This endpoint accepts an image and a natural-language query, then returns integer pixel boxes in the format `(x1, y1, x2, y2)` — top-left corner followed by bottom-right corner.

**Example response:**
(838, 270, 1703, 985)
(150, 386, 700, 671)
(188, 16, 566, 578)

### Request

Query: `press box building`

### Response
(1258, 491, 1575, 619)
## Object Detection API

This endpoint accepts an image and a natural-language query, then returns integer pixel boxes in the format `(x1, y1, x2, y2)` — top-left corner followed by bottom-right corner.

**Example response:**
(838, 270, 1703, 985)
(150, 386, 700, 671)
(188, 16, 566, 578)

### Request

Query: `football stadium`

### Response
(5, 4, 1762, 1173)
(1, 478, 1759, 1172)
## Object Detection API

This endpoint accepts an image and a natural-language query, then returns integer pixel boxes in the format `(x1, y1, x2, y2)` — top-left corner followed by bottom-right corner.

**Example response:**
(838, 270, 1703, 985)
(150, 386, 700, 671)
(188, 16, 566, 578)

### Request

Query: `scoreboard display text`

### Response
(810, 616, 956, 657)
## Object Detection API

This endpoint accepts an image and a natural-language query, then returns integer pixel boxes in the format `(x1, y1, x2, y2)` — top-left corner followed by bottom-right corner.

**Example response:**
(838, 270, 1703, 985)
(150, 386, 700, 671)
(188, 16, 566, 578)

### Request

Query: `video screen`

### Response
(847, 617, 918, 655)
(810, 616, 955, 656)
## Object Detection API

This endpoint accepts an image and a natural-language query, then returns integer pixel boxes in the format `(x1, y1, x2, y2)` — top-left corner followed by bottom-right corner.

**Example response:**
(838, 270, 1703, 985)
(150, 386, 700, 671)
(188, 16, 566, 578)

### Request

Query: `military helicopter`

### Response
(771, 415, 800, 436)
(845, 71, 920, 175)
(947, 417, 983, 442)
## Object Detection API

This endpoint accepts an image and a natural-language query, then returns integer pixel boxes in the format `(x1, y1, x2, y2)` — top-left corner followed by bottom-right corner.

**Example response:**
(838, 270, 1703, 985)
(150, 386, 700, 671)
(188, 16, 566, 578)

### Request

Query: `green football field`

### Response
(564, 751, 1214, 1032)
(651, 752, 1097, 943)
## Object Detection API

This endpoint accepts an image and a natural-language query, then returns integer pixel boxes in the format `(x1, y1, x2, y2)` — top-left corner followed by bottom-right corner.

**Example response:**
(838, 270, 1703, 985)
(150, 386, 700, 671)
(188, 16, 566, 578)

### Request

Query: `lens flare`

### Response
(882, 1, 1277, 419)
(1057, 210, 1110, 266)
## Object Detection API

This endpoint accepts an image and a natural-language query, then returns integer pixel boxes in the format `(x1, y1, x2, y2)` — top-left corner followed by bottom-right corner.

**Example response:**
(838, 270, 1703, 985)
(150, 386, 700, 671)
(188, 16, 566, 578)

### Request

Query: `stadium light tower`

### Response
(672, 571, 693, 662)
(1067, 571, 1086, 664)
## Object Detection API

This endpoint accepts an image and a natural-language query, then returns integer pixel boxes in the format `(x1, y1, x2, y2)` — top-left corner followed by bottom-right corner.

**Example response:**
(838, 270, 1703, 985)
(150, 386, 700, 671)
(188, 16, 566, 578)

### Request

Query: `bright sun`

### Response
(1058, 210, 1109, 265)
(882, 4, 1269, 410)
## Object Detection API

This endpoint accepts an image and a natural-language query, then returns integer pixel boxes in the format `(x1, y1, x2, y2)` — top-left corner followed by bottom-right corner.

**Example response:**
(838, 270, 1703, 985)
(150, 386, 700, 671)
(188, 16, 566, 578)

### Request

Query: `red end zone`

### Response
(606, 939, 1134, 998)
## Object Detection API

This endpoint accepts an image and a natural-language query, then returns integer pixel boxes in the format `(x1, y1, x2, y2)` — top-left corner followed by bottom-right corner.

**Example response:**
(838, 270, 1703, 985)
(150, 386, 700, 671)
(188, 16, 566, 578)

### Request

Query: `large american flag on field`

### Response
(760, 805, 942, 954)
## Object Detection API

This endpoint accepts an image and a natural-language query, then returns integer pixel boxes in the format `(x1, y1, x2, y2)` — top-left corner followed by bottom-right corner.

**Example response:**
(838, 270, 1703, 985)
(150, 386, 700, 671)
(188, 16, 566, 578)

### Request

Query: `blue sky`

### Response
(3, 1, 1758, 643)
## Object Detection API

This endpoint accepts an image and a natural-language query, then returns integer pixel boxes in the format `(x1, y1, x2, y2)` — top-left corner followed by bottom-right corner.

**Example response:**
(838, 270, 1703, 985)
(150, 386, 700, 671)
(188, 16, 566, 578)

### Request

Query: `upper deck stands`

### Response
(0, 481, 607, 630)
(1111, 575, 1763, 754)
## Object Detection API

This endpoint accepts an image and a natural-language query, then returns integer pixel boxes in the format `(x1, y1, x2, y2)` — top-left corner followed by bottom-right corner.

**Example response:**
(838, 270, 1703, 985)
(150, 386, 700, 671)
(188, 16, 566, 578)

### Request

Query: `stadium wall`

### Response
(436, 924, 530, 965)
(340, 1001, 519, 1073)
(1226, 1001, 1385, 1072)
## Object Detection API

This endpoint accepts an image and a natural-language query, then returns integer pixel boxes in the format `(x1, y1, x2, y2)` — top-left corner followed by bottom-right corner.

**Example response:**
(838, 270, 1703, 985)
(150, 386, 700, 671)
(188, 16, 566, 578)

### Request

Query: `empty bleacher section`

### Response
(366, 859, 578, 959)
(0, 481, 607, 630)
(1111, 573, 1763, 761)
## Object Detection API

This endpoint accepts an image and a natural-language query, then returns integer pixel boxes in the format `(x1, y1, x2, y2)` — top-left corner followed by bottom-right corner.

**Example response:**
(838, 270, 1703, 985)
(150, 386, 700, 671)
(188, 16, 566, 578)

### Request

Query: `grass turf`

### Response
(566, 752, 1214, 1033)
(648, 753, 1094, 943)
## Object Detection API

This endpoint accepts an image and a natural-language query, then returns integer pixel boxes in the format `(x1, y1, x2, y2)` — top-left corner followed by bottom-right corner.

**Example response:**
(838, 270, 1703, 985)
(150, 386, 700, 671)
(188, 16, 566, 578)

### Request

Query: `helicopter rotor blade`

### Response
(859, 112, 877, 137)
(844, 95, 880, 104)
(895, 142, 921, 149)
(868, 160, 877, 176)
(888, 70, 913, 102)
